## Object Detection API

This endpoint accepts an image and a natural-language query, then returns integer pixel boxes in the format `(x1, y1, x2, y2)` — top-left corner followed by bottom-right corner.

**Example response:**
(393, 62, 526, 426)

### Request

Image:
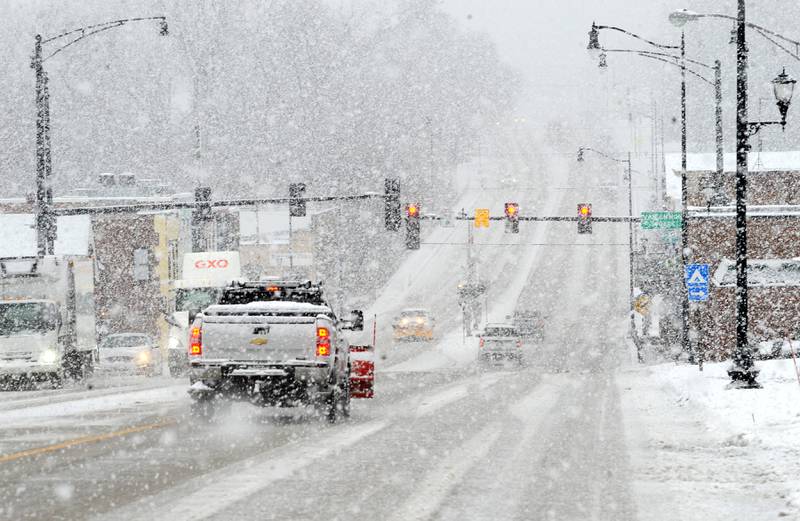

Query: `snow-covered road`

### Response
(5, 149, 794, 521)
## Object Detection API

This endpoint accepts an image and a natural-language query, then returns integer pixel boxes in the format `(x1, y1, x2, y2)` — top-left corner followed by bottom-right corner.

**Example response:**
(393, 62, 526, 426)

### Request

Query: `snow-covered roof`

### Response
(665, 151, 800, 205)
(0, 214, 91, 257)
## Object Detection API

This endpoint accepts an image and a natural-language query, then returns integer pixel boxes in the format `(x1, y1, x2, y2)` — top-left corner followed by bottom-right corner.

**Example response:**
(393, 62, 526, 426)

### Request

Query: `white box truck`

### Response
(0, 256, 96, 387)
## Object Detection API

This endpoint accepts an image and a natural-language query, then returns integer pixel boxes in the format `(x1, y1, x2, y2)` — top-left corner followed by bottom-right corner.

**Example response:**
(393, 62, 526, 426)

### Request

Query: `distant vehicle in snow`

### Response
(97, 333, 162, 376)
(186, 280, 372, 422)
(512, 310, 545, 342)
(478, 324, 523, 366)
(392, 308, 435, 341)
(0, 256, 96, 388)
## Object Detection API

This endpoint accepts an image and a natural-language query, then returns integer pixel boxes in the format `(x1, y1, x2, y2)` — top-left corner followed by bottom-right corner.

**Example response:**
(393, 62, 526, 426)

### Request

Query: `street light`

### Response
(672, 2, 797, 387)
(586, 22, 692, 361)
(587, 23, 602, 59)
(33, 16, 168, 257)
(773, 68, 797, 125)
(577, 146, 640, 363)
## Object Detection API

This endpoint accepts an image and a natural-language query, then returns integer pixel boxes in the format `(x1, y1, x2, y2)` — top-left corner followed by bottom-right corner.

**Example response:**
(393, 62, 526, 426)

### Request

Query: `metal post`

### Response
(729, 0, 759, 387)
(680, 30, 691, 360)
(627, 153, 641, 362)
(714, 60, 724, 202)
(33, 35, 47, 258)
(288, 214, 294, 270)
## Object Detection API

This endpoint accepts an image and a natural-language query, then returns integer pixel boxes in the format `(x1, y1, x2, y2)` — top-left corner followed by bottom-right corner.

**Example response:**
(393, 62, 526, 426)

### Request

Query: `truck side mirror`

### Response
(343, 310, 364, 331)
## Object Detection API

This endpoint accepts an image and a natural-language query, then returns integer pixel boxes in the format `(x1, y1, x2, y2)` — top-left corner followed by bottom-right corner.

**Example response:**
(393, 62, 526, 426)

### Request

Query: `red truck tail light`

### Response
(316, 326, 331, 357)
(479, 337, 485, 348)
(189, 326, 202, 356)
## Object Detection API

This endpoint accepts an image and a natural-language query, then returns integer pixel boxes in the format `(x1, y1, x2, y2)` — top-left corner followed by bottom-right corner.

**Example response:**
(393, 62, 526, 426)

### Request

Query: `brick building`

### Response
(666, 151, 800, 357)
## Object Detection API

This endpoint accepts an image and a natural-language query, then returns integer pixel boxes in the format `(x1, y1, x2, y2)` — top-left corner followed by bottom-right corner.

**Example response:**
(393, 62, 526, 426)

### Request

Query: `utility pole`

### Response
(679, 30, 691, 362)
(729, 0, 758, 386)
(33, 35, 49, 257)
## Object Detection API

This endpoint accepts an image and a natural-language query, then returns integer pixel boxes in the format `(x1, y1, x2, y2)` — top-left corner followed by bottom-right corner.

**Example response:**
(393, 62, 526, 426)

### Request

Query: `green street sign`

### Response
(641, 211, 682, 230)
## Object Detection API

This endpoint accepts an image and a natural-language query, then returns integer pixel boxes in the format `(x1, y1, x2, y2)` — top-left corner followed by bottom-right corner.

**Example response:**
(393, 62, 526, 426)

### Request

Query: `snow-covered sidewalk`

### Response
(619, 359, 800, 520)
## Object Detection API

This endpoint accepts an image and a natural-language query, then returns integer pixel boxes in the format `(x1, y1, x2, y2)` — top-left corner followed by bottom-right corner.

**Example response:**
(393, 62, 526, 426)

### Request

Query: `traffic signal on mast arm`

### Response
(385, 178, 401, 231)
(504, 202, 519, 234)
(405, 203, 420, 250)
(289, 183, 306, 217)
(577, 203, 592, 234)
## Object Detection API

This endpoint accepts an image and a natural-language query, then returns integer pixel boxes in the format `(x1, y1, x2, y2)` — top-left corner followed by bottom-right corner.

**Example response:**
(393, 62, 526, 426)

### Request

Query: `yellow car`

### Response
(393, 309, 435, 341)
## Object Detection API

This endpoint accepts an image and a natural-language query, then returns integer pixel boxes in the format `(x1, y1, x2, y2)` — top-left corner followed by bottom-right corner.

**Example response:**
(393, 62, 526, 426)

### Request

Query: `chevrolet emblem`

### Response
(249, 337, 268, 346)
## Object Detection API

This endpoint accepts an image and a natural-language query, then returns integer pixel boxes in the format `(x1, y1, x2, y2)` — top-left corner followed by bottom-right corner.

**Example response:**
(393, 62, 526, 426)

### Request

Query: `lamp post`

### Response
(671, 4, 797, 387)
(32, 17, 168, 257)
(588, 23, 692, 360)
(577, 147, 639, 362)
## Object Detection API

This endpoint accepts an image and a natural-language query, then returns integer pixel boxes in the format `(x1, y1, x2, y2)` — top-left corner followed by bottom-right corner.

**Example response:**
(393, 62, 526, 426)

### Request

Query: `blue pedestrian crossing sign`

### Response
(685, 264, 709, 302)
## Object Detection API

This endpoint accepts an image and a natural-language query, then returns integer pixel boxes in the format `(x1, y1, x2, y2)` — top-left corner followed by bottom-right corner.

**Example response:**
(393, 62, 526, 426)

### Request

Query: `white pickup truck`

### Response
(187, 281, 372, 422)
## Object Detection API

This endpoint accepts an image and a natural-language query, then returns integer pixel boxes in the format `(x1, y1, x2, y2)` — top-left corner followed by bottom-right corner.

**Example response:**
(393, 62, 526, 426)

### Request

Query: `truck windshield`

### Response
(176, 288, 221, 319)
(0, 302, 58, 335)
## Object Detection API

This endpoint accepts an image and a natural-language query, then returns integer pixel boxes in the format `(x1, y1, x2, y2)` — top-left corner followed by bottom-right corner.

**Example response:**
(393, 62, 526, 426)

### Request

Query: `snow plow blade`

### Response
(349, 345, 374, 399)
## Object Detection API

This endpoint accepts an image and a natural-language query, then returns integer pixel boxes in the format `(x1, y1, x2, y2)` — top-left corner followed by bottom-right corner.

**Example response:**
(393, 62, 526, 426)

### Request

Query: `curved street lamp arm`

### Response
(41, 16, 166, 45)
(685, 12, 800, 48)
(44, 22, 127, 62)
(633, 53, 715, 88)
(754, 29, 800, 63)
(602, 48, 713, 69)
(579, 146, 630, 165)
(596, 24, 680, 49)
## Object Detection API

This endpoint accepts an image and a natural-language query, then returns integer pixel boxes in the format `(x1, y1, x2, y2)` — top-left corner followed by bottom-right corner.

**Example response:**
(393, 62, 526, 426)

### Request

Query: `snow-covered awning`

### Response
(714, 258, 800, 287)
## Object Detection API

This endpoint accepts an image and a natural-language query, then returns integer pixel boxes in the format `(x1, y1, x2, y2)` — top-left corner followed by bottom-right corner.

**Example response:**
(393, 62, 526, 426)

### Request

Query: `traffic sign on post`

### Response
(474, 209, 490, 228)
(685, 264, 709, 302)
(642, 211, 681, 230)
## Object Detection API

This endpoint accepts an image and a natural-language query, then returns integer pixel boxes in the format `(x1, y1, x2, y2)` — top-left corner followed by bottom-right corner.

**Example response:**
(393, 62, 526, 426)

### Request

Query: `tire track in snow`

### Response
(95, 373, 505, 521)
(387, 421, 504, 521)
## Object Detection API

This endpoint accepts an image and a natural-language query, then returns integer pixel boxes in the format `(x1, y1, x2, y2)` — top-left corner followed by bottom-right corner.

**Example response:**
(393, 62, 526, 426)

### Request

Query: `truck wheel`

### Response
(325, 391, 337, 424)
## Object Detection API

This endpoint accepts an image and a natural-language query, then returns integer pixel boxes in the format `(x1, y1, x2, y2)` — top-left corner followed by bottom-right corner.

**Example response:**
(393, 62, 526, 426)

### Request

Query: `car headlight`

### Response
(39, 349, 58, 365)
(400, 319, 409, 326)
(416, 318, 425, 325)
(136, 351, 152, 364)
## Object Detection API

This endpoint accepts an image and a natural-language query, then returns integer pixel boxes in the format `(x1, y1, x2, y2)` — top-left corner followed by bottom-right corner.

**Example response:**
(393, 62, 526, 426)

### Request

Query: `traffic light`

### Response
(577, 203, 592, 234)
(405, 203, 420, 250)
(504, 202, 519, 234)
(193, 187, 212, 222)
(192, 187, 212, 252)
(385, 178, 401, 231)
(289, 183, 306, 217)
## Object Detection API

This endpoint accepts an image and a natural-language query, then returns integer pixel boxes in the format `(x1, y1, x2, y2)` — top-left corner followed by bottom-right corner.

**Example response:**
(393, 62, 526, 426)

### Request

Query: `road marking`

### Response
(0, 420, 176, 464)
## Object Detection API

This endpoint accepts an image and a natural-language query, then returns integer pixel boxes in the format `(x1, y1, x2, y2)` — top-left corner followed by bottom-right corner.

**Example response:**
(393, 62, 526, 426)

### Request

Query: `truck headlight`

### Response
(136, 351, 151, 364)
(39, 349, 58, 364)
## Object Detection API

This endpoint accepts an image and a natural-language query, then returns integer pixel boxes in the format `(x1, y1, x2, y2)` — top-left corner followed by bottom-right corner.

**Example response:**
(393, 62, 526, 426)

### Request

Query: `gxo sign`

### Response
(194, 259, 230, 269)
